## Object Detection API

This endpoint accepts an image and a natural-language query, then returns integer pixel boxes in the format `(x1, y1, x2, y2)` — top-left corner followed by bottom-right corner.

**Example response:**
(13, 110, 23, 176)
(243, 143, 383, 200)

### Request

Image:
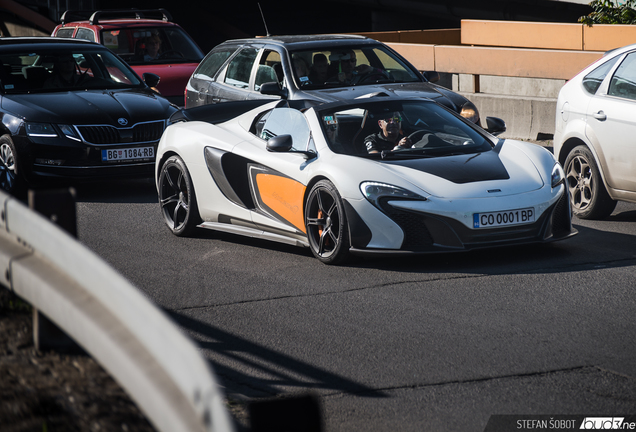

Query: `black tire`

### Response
(0, 135, 23, 195)
(305, 179, 350, 265)
(158, 155, 201, 236)
(564, 145, 617, 220)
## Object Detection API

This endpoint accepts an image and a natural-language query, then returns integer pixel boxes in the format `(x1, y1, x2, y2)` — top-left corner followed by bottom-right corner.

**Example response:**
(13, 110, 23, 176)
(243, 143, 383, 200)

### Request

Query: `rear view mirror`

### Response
(143, 72, 161, 89)
(260, 81, 289, 99)
(266, 134, 294, 152)
(422, 71, 440, 83)
(486, 117, 506, 136)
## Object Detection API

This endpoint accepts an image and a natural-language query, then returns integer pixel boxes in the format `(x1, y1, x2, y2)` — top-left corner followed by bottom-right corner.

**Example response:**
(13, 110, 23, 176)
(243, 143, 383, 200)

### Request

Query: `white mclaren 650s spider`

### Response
(155, 97, 577, 264)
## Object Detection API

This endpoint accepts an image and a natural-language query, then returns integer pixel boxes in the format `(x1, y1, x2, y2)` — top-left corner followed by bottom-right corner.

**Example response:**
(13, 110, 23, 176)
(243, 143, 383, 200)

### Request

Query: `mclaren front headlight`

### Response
(360, 181, 427, 211)
(551, 163, 565, 188)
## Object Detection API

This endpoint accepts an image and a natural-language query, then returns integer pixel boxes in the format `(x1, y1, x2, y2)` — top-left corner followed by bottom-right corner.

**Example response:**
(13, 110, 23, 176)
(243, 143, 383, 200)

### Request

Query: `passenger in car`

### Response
(43, 54, 87, 88)
(328, 50, 377, 85)
(364, 112, 412, 153)
(293, 57, 311, 85)
(143, 34, 162, 61)
(308, 53, 329, 85)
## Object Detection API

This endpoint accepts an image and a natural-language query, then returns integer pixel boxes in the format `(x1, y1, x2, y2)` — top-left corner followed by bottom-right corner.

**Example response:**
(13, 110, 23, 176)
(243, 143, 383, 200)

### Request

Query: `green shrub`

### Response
(580, 0, 636, 24)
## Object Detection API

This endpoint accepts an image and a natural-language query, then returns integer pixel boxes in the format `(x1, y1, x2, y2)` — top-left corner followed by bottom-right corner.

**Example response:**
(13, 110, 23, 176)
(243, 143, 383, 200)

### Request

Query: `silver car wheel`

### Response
(564, 145, 616, 220)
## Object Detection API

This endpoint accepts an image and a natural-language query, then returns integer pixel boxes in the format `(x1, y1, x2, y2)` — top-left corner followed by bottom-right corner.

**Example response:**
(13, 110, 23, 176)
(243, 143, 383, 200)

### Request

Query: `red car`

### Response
(52, 9, 204, 106)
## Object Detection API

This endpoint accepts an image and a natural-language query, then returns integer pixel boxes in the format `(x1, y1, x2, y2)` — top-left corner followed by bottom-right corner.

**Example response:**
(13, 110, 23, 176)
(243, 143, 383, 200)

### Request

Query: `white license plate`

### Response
(101, 147, 154, 162)
(473, 208, 535, 228)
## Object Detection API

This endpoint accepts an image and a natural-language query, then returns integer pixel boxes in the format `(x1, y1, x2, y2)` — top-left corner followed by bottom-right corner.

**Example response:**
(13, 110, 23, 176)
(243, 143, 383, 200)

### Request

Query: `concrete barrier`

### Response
(0, 190, 235, 432)
(358, 20, 636, 140)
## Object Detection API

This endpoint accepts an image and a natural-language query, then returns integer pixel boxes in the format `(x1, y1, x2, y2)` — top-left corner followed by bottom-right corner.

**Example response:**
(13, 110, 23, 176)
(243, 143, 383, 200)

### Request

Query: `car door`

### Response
(208, 46, 260, 103)
(234, 107, 315, 235)
(587, 50, 636, 192)
(185, 46, 237, 107)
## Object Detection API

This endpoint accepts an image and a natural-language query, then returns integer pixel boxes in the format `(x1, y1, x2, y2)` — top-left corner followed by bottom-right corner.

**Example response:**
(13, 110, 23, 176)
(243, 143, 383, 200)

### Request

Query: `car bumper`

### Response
(347, 188, 576, 255)
(18, 137, 158, 183)
(30, 160, 155, 180)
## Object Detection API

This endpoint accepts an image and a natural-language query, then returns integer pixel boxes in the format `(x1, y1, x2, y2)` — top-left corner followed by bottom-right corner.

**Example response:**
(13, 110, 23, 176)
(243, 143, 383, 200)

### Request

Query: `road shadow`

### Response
(163, 221, 636, 277)
(605, 209, 636, 222)
(338, 222, 636, 276)
(165, 309, 388, 400)
(72, 178, 157, 204)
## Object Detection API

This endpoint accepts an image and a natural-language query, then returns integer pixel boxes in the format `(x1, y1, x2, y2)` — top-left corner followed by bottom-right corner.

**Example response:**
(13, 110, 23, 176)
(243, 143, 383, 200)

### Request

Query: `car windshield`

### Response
(317, 99, 494, 158)
(0, 47, 143, 94)
(102, 26, 204, 65)
(289, 44, 421, 89)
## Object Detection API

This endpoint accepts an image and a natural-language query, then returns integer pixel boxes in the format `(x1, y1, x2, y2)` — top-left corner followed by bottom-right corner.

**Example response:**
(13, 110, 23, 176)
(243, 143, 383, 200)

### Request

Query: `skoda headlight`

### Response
(551, 163, 565, 188)
(360, 181, 427, 210)
(59, 124, 81, 142)
(460, 100, 480, 125)
(26, 122, 57, 138)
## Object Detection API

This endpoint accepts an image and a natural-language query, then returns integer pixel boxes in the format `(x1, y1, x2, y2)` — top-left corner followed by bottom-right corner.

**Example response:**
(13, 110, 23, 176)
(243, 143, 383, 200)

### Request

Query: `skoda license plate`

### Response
(473, 208, 534, 228)
(102, 147, 154, 162)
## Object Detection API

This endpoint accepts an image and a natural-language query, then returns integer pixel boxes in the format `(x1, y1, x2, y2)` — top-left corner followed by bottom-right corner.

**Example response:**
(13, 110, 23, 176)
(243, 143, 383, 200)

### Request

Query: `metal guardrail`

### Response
(0, 189, 235, 432)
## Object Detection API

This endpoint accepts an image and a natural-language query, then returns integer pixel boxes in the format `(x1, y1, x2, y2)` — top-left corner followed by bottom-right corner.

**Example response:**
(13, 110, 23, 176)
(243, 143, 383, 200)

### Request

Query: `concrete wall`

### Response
(355, 20, 636, 141)
(453, 74, 564, 140)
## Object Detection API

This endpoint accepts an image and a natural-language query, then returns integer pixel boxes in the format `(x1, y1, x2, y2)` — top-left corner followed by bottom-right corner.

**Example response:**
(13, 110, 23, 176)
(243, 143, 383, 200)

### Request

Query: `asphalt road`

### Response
(75, 178, 636, 432)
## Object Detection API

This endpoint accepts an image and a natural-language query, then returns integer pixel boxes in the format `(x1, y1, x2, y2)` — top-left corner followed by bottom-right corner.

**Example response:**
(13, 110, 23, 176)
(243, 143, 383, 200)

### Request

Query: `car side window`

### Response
(196, 49, 236, 79)
(224, 48, 258, 89)
(55, 28, 75, 38)
(255, 50, 282, 91)
(259, 108, 311, 151)
(608, 52, 636, 101)
(102, 30, 130, 55)
(75, 28, 95, 42)
(582, 56, 619, 95)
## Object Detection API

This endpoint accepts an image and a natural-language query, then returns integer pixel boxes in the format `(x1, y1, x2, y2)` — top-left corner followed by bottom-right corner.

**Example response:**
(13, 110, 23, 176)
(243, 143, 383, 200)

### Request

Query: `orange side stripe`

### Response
(256, 173, 307, 234)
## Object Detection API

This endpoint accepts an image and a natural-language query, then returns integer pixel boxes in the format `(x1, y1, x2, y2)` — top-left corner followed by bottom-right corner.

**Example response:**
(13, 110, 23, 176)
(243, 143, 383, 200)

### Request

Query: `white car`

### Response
(554, 43, 636, 219)
(156, 97, 576, 264)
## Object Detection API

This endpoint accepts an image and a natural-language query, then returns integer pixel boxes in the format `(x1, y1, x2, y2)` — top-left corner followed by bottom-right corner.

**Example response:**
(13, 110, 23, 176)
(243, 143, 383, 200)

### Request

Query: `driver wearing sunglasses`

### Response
(329, 49, 381, 85)
(364, 112, 412, 153)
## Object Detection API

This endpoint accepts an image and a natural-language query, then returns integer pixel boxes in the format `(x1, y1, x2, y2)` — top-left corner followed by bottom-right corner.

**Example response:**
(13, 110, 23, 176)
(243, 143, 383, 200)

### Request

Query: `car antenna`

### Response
(258, 3, 270, 37)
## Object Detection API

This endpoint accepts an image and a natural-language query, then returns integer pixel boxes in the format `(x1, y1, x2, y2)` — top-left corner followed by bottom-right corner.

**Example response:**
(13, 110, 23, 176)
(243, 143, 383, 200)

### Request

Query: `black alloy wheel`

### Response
(158, 155, 201, 236)
(0, 135, 20, 194)
(305, 179, 350, 265)
(564, 145, 616, 220)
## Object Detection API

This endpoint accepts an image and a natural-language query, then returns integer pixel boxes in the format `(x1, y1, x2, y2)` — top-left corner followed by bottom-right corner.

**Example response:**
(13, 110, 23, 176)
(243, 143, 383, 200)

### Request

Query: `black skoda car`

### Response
(0, 37, 178, 194)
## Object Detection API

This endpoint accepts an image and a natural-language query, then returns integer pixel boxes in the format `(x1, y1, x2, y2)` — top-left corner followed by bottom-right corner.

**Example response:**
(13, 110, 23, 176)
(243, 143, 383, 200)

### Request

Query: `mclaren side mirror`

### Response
(485, 117, 506, 136)
(266, 134, 294, 152)
(260, 81, 289, 99)
(266, 134, 316, 159)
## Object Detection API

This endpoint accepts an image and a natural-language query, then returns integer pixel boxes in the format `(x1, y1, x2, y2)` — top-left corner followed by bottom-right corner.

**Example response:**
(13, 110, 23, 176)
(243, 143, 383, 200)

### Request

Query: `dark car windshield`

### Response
(0, 47, 143, 93)
(289, 45, 421, 90)
(102, 26, 204, 65)
(318, 99, 493, 158)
